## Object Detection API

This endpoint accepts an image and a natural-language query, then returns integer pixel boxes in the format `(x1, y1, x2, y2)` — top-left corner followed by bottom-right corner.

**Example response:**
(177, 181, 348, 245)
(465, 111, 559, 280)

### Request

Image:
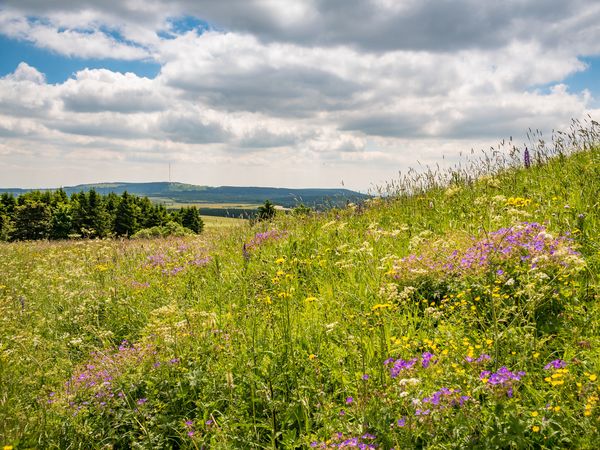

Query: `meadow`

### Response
(1, 121, 599, 449)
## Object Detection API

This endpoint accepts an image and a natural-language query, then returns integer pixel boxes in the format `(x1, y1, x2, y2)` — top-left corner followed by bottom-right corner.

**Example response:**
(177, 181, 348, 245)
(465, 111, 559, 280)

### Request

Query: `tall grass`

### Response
(1, 120, 599, 448)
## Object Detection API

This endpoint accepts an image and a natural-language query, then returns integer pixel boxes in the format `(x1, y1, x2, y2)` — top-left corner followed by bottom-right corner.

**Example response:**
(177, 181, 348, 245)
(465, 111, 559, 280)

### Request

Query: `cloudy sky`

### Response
(1, 1, 599, 191)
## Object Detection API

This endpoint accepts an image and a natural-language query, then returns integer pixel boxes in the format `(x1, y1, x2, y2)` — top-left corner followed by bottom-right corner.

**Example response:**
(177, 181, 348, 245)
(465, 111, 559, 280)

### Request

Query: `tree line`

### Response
(0, 189, 204, 241)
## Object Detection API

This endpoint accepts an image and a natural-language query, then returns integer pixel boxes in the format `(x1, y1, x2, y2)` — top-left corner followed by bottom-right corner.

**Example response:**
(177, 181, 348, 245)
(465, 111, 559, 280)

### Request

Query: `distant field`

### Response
(201, 214, 246, 228)
(150, 198, 262, 210)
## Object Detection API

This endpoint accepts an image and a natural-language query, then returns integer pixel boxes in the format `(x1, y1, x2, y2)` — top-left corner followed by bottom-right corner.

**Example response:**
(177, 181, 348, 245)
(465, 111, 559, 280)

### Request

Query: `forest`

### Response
(0, 189, 204, 241)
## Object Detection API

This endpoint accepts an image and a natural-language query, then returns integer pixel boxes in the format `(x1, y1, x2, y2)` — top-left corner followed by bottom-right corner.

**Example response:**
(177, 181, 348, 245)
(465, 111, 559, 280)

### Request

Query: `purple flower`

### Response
(339, 409, 346, 416)
(388, 358, 418, 378)
(362, 374, 370, 380)
(346, 397, 354, 404)
(481, 366, 526, 396)
(396, 418, 406, 427)
(421, 352, 435, 368)
(524, 147, 531, 169)
(136, 398, 147, 405)
(544, 359, 567, 370)
(187, 431, 195, 437)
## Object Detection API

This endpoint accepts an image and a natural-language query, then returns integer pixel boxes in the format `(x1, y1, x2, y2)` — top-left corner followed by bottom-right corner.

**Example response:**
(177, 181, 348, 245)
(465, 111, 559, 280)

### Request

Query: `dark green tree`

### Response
(292, 203, 312, 216)
(87, 189, 110, 237)
(0, 193, 16, 215)
(11, 200, 52, 240)
(51, 202, 73, 239)
(114, 192, 139, 237)
(179, 206, 204, 233)
(0, 203, 11, 241)
(257, 200, 276, 221)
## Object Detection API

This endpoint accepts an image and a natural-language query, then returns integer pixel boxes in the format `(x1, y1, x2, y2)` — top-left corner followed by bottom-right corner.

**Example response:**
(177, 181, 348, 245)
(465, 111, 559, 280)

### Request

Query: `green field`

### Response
(201, 215, 247, 228)
(1, 125, 599, 448)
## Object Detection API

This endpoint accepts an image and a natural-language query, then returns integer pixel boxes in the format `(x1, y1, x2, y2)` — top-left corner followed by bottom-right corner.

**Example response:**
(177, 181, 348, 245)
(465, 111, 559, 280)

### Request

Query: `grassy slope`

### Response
(0, 146, 599, 449)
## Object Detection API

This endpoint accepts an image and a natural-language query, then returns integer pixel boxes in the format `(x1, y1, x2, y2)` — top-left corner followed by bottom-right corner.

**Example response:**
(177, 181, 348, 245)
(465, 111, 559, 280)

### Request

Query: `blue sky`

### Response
(0, 35, 161, 83)
(563, 56, 600, 106)
(1, 1, 599, 190)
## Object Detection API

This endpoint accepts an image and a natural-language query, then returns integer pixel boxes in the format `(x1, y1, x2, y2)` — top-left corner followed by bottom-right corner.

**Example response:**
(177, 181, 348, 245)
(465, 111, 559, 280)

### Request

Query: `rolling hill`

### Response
(0, 182, 368, 210)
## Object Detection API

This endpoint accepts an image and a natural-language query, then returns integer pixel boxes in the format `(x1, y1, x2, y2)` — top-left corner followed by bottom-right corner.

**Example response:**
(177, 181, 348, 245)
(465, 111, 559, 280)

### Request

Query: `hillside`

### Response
(0, 182, 367, 210)
(1, 129, 599, 448)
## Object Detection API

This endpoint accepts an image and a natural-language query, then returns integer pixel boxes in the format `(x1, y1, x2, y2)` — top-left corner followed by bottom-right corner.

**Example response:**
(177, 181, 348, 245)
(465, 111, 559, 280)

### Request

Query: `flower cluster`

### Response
(385, 352, 436, 378)
(245, 230, 287, 252)
(62, 341, 157, 410)
(310, 432, 377, 449)
(543, 360, 568, 387)
(389, 222, 582, 280)
(544, 359, 567, 370)
(416, 387, 470, 416)
(466, 353, 491, 364)
(480, 366, 526, 397)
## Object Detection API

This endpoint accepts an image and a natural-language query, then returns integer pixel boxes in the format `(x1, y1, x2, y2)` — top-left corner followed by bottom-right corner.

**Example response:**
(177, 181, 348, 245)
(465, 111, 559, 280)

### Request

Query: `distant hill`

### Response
(0, 182, 368, 210)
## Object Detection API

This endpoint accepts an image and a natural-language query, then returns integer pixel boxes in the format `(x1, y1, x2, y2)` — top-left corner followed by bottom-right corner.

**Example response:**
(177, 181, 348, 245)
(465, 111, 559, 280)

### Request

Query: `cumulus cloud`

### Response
(0, 1, 599, 189)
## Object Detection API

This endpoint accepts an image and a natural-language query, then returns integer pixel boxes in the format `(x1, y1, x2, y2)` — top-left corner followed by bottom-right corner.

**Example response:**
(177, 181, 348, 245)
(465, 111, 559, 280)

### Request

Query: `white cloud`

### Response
(0, 9, 150, 60)
(3, 61, 46, 84)
(0, 1, 599, 189)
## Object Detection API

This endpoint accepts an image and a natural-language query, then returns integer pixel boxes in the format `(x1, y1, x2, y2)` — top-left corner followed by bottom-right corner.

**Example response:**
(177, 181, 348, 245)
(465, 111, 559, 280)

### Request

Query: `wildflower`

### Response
(346, 397, 354, 404)
(396, 417, 406, 427)
(362, 374, 370, 380)
(136, 398, 147, 405)
(523, 147, 531, 168)
(421, 352, 435, 368)
(544, 359, 567, 370)
(388, 358, 418, 378)
(309, 354, 317, 360)
(480, 367, 525, 397)
(532, 425, 540, 433)
(589, 374, 597, 382)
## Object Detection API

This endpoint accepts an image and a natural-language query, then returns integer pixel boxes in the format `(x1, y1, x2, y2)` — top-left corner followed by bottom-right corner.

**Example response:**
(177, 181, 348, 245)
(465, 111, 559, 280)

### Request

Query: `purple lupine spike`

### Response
(524, 147, 531, 168)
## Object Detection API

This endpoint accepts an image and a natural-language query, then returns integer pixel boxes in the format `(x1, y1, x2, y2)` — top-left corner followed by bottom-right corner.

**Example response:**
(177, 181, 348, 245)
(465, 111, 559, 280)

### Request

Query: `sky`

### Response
(1, 1, 599, 192)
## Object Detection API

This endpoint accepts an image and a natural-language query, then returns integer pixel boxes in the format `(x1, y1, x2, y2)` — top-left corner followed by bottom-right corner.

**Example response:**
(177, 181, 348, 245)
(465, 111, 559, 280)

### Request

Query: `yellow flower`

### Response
(275, 257, 286, 265)
(553, 406, 561, 412)
(531, 411, 539, 417)
(532, 426, 540, 433)
(589, 374, 597, 382)
(4, 446, 14, 450)
(308, 354, 317, 360)
(533, 352, 540, 359)
(305, 296, 318, 303)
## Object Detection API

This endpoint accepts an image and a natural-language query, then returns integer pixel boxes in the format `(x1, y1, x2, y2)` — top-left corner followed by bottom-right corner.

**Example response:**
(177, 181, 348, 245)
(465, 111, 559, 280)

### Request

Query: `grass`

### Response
(201, 215, 247, 229)
(0, 120, 599, 449)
